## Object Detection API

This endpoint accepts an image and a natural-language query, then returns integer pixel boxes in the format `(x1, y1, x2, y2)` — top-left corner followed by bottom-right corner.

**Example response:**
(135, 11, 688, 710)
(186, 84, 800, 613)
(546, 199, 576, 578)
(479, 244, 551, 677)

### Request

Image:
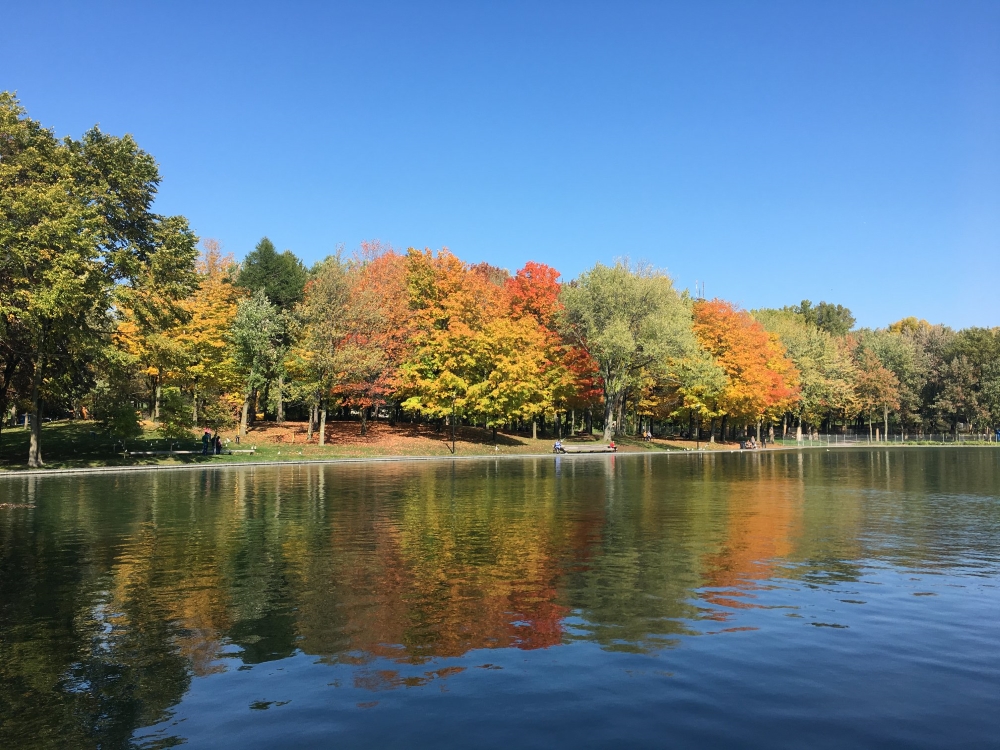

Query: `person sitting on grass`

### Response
(608, 440, 617, 451)
(553, 440, 565, 454)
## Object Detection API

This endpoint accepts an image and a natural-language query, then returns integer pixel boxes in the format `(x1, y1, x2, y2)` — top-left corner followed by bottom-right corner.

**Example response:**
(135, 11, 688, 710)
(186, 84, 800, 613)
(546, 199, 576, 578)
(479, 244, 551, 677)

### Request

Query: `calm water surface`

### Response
(1, 448, 998, 749)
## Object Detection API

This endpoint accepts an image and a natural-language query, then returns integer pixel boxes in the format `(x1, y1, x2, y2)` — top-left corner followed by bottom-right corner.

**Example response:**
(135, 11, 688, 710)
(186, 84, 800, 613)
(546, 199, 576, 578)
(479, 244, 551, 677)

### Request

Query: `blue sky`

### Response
(4, 1, 999, 328)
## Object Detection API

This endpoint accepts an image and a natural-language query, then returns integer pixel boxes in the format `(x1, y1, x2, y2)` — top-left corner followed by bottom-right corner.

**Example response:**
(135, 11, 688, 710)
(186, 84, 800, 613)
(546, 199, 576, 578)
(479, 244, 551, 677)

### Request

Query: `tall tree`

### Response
(560, 261, 699, 440)
(329, 245, 412, 435)
(755, 309, 858, 434)
(236, 237, 307, 310)
(293, 253, 351, 443)
(693, 300, 800, 436)
(230, 290, 284, 436)
(0, 92, 196, 466)
(854, 349, 901, 440)
(236, 237, 307, 421)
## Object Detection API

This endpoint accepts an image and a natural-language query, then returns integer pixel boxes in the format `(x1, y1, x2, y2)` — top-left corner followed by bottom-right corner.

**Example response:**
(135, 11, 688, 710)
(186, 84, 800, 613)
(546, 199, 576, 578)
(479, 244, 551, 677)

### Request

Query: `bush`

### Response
(159, 387, 195, 440)
(92, 387, 143, 442)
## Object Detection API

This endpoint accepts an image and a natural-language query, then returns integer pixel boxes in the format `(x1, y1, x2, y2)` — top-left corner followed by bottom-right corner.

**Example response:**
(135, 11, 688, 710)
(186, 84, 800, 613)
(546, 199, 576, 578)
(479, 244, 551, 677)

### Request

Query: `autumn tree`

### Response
(293, 253, 351, 444)
(398, 250, 569, 444)
(328, 243, 412, 435)
(854, 349, 901, 440)
(693, 300, 800, 440)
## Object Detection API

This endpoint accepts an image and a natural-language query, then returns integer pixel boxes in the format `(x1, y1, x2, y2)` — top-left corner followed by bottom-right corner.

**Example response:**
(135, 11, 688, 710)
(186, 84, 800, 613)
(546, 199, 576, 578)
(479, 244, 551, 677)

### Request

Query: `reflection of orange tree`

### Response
(289, 463, 606, 677)
(700, 463, 804, 618)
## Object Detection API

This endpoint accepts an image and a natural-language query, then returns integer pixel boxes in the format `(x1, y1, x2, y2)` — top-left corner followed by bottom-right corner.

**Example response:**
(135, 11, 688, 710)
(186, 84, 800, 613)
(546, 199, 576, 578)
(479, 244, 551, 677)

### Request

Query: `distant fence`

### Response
(771, 432, 999, 447)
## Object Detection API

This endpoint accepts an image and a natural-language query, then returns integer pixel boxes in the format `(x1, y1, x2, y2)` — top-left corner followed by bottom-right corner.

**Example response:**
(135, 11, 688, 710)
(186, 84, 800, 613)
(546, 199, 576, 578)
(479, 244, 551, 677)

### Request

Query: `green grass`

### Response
(0, 420, 690, 472)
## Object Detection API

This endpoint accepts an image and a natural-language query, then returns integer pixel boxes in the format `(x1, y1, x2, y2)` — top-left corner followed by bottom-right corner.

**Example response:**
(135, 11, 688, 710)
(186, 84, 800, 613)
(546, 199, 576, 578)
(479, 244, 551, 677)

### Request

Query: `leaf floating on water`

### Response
(912, 592, 937, 597)
(810, 622, 849, 628)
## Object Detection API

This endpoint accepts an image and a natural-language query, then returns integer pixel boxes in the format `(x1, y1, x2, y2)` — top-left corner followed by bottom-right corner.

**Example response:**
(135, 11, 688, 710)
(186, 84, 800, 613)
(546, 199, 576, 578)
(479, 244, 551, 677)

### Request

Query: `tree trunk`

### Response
(248, 388, 258, 426)
(360, 406, 368, 436)
(570, 409, 575, 435)
(720, 415, 728, 444)
(154, 382, 161, 421)
(28, 358, 43, 468)
(756, 420, 761, 443)
(319, 404, 327, 446)
(883, 404, 889, 442)
(450, 408, 456, 453)
(603, 391, 623, 441)
(277, 374, 285, 424)
(308, 402, 316, 442)
(261, 381, 271, 422)
(585, 408, 593, 435)
(795, 419, 802, 442)
(240, 395, 250, 437)
(555, 412, 562, 439)
(192, 387, 199, 425)
(532, 419, 537, 440)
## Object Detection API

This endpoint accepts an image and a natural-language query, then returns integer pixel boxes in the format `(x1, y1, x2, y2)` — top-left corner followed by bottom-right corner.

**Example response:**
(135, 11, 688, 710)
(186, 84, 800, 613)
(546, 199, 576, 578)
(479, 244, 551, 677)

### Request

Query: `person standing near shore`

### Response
(202, 429, 211, 455)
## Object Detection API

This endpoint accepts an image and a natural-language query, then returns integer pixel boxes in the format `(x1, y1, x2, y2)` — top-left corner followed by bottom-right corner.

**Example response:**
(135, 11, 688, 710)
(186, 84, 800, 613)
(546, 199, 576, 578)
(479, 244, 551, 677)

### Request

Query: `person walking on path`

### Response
(202, 429, 211, 455)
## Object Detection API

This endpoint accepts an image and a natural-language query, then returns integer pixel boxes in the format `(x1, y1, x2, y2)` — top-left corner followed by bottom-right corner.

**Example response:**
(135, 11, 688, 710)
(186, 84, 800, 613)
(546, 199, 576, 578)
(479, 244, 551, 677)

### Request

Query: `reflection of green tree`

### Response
(0, 482, 189, 749)
(562, 456, 724, 651)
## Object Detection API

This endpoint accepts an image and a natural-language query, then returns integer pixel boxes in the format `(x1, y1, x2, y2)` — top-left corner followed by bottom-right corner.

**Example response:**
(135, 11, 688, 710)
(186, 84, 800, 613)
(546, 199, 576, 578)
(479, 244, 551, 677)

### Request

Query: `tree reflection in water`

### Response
(1, 449, 998, 747)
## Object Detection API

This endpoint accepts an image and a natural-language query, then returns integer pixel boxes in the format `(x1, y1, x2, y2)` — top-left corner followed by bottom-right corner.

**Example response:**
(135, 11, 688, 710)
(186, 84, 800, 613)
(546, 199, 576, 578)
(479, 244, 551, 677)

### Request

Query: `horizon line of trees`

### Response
(4, 93, 1000, 467)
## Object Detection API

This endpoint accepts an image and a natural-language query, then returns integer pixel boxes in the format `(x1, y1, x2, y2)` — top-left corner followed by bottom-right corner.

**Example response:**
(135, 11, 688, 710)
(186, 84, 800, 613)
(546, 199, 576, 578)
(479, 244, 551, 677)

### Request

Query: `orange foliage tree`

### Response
(398, 250, 573, 441)
(329, 243, 412, 435)
(692, 299, 800, 437)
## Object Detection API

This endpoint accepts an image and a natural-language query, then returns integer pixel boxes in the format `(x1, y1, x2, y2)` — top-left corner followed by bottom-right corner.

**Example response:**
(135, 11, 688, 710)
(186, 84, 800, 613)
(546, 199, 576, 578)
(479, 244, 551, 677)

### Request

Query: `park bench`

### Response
(555, 444, 617, 454)
(124, 448, 255, 457)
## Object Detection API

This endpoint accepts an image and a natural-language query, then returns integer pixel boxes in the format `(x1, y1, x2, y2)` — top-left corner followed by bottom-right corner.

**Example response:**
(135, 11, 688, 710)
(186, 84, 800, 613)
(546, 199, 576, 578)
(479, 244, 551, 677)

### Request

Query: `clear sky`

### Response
(4, 1, 999, 328)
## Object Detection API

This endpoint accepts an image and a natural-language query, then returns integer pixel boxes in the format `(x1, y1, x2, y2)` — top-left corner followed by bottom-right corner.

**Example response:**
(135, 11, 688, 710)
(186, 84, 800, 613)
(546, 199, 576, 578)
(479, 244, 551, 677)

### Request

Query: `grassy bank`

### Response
(0, 419, 716, 472)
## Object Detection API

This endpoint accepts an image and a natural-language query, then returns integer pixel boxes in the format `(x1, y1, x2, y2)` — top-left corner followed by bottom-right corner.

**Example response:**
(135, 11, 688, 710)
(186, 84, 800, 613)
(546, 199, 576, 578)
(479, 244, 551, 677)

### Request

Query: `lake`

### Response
(1, 448, 998, 749)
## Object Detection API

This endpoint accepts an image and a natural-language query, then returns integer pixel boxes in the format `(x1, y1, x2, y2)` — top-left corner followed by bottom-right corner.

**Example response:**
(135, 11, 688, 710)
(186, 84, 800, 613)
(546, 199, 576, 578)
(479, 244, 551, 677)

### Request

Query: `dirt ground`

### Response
(240, 419, 742, 454)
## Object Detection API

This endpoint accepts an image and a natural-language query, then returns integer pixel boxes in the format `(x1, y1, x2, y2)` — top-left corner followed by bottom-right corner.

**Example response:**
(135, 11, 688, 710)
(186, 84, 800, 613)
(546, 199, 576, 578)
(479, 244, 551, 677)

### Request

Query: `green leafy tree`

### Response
(559, 261, 698, 440)
(783, 300, 856, 336)
(230, 290, 285, 435)
(755, 309, 858, 435)
(237, 237, 307, 310)
(235, 237, 307, 420)
(0, 92, 196, 467)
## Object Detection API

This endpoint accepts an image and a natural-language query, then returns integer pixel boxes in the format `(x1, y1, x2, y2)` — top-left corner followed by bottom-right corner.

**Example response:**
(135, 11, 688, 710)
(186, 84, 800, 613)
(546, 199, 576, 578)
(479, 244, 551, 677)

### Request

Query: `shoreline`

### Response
(0, 441, 993, 480)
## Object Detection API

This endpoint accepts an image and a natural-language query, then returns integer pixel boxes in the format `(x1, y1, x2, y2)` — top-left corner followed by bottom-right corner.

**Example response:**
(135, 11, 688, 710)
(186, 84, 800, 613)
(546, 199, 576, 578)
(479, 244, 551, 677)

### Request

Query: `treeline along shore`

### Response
(3, 93, 1000, 469)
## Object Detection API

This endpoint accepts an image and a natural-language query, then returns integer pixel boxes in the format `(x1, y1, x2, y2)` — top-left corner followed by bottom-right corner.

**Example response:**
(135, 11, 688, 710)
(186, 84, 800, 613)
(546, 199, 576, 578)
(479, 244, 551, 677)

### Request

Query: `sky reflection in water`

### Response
(1, 448, 998, 749)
